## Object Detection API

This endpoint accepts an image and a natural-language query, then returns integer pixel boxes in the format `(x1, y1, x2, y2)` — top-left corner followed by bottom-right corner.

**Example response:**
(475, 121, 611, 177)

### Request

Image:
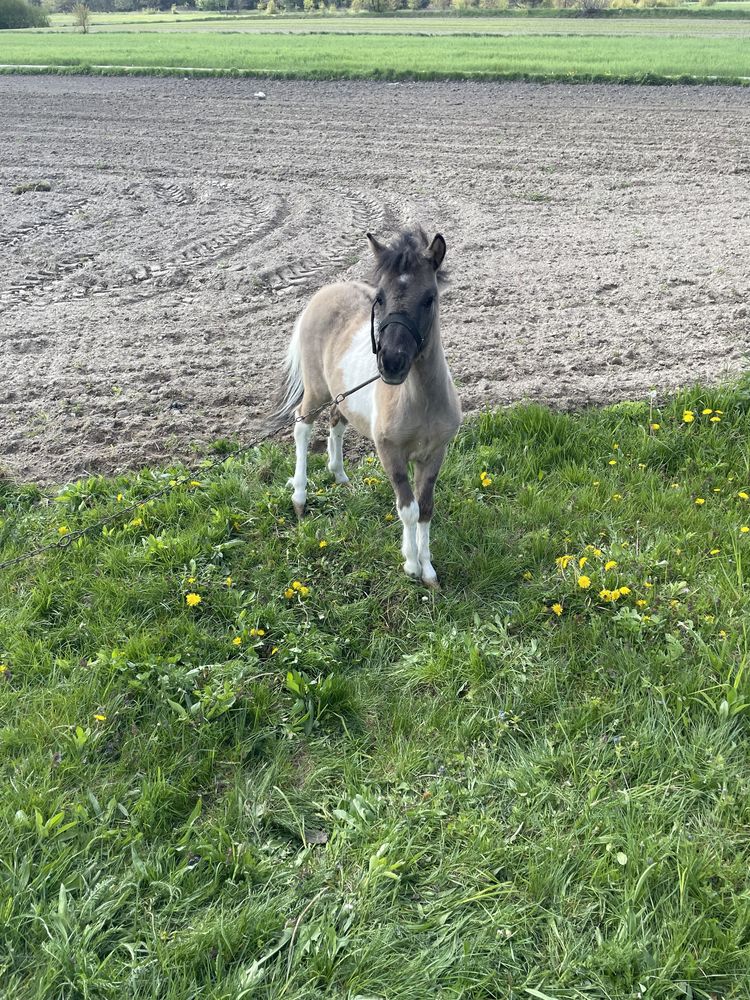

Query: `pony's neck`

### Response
(407, 313, 451, 398)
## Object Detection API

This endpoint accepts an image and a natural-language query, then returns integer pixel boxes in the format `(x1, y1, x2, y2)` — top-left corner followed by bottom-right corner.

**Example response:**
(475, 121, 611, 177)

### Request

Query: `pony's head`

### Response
(367, 227, 446, 386)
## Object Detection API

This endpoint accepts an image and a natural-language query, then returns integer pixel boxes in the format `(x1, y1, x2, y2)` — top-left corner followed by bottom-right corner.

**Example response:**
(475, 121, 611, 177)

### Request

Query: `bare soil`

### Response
(1, 75, 749, 485)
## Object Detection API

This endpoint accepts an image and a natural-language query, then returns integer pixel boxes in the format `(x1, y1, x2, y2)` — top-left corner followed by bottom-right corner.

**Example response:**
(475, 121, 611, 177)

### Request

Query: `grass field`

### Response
(3, 383, 750, 997)
(1, 27, 749, 81)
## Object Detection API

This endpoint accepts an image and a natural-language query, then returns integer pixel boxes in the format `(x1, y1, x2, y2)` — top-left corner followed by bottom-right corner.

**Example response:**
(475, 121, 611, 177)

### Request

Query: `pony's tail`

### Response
(266, 312, 305, 435)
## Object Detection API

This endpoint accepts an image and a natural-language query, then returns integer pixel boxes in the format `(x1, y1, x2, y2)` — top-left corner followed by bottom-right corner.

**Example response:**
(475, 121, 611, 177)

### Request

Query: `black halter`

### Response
(370, 300, 424, 357)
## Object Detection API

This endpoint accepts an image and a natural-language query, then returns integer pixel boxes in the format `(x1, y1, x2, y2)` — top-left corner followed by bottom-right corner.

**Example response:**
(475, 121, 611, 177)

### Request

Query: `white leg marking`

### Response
(417, 520, 437, 584)
(327, 422, 349, 484)
(398, 500, 420, 578)
(287, 419, 313, 511)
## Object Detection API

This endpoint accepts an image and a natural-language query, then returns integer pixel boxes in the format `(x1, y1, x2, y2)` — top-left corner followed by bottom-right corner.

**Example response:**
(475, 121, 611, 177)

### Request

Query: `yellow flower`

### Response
(619, 586, 631, 596)
(578, 575, 591, 590)
(702, 408, 713, 415)
(608, 460, 617, 466)
(555, 554, 573, 571)
(480, 471, 493, 488)
(710, 416, 721, 423)
(116, 493, 124, 502)
(271, 646, 279, 655)
(704, 615, 715, 624)
(593, 481, 600, 487)
(683, 411, 695, 423)
(719, 630, 728, 639)
(551, 603, 563, 617)
(695, 498, 705, 506)
(578, 556, 588, 569)
(232, 636, 242, 646)
(741, 526, 750, 534)
(129, 518, 142, 527)
(593, 548, 602, 558)
(94, 713, 107, 722)
(225, 576, 233, 587)
(186, 593, 202, 607)
(278, 517, 286, 525)
(604, 560, 617, 571)
(58, 525, 69, 535)
(636, 599, 647, 608)
(0, 664, 7, 673)
(284, 588, 295, 599)
(613, 443, 619, 450)
(319, 540, 328, 549)
(739, 492, 749, 501)
(187, 576, 196, 584)
(189, 480, 202, 488)
(612, 494, 622, 501)
(298, 585, 310, 597)
(650, 423, 660, 431)
(522, 571, 533, 581)
(644, 581, 653, 588)
(249, 628, 266, 637)
(385, 513, 395, 522)
(364, 476, 381, 486)
(710, 548, 720, 555)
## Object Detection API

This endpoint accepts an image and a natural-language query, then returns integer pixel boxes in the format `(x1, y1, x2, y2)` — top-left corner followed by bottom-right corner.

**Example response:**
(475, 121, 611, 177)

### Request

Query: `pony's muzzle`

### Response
(378, 350, 412, 385)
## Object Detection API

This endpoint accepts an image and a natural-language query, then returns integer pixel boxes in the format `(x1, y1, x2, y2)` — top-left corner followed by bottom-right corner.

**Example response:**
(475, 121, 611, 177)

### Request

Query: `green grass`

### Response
(1, 27, 749, 81)
(4, 383, 750, 997)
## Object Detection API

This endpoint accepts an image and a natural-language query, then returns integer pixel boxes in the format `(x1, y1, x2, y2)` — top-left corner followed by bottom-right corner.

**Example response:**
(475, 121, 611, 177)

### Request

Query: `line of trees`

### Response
(33, 0, 711, 12)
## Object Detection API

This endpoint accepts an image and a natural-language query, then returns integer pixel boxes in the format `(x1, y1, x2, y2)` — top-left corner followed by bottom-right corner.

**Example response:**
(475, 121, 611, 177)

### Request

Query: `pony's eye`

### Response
(423, 295, 435, 308)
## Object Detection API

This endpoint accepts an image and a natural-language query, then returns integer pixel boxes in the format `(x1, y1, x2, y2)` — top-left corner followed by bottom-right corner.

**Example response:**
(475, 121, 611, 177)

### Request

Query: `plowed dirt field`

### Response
(1, 74, 748, 483)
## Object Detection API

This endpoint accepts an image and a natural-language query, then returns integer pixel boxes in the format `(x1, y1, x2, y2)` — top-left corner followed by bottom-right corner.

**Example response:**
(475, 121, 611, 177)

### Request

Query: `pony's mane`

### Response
(370, 227, 449, 284)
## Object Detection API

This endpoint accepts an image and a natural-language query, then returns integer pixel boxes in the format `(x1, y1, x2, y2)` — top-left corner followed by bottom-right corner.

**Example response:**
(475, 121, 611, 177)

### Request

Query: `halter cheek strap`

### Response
(370, 301, 424, 356)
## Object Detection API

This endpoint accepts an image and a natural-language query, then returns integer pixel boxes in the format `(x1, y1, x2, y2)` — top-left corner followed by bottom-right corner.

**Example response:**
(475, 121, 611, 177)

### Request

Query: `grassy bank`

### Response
(0, 29, 748, 82)
(3, 384, 750, 997)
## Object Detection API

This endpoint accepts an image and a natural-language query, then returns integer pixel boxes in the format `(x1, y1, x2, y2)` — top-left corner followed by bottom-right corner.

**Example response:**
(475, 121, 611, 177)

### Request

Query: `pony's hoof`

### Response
(403, 561, 421, 580)
(422, 576, 441, 592)
(293, 501, 306, 520)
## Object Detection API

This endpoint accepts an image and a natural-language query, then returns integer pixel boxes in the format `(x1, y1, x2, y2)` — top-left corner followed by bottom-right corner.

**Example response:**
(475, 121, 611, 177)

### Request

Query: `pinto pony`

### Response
(276, 228, 462, 588)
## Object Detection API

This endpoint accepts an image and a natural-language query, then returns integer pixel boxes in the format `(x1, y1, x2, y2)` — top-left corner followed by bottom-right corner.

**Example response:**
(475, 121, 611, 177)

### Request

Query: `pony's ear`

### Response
(366, 232, 386, 257)
(426, 233, 446, 271)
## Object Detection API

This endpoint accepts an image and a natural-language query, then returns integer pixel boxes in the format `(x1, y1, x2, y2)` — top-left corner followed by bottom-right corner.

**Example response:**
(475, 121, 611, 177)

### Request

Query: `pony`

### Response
(275, 227, 462, 588)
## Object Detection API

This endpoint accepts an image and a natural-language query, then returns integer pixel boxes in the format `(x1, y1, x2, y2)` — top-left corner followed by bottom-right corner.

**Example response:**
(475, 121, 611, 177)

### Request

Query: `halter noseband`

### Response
(370, 300, 425, 357)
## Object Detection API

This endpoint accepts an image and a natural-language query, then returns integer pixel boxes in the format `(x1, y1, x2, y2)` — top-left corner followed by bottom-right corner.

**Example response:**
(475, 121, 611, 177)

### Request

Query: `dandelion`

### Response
(555, 554, 573, 571)
(58, 525, 69, 535)
(710, 549, 720, 555)
(683, 411, 695, 423)
(187, 576, 196, 584)
(702, 408, 713, 415)
(579, 556, 588, 569)
(710, 416, 721, 423)
(225, 576, 233, 587)
(741, 526, 750, 534)
(0, 664, 7, 673)
(644, 581, 653, 588)
(551, 603, 563, 617)
(612, 494, 622, 501)
(522, 570, 533, 581)
(319, 540, 328, 549)
(480, 471, 493, 488)
(364, 476, 381, 486)
(604, 560, 617, 571)
(636, 599, 647, 608)
(277, 517, 286, 525)
(385, 513, 395, 522)
(94, 713, 107, 722)
(593, 481, 600, 487)
(719, 630, 728, 639)
(650, 423, 660, 431)
(116, 493, 124, 502)
(578, 575, 591, 590)
(608, 460, 617, 466)
(739, 492, 749, 501)
(249, 628, 266, 638)
(704, 615, 716, 624)
(284, 588, 295, 599)
(189, 480, 202, 488)
(592, 548, 603, 558)
(695, 498, 705, 506)
(638, 463, 646, 470)
(232, 636, 242, 646)
(129, 518, 143, 527)
(620, 586, 632, 596)
(271, 646, 279, 655)
(186, 593, 202, 607)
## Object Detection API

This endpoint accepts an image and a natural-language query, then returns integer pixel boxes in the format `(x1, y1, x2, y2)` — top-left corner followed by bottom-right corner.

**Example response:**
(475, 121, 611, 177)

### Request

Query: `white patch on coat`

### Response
(417, 520, 436, 583)
(398, 274, 410, 285)
(338, 322, 379, 434)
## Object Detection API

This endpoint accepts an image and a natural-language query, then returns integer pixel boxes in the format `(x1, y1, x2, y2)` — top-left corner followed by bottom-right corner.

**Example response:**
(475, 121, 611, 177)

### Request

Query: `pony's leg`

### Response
(378, 444, 420, 579)
(287, 417, 313, 519)
(327, 409, 350, 485)
(414, 447, 447, 589)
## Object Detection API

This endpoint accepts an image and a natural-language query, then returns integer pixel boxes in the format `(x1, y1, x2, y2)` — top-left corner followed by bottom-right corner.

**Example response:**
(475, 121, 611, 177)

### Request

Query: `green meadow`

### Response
(1, 26, 749, 81)
(3, 383, 750, 997)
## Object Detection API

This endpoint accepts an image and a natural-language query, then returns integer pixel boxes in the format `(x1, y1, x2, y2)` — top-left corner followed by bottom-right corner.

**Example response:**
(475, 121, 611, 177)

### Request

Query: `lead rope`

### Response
(0, 373, 382, 572)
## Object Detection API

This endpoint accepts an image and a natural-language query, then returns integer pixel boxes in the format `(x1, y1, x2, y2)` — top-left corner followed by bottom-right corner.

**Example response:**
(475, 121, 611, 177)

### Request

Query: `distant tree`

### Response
(0, 0, 49, 26)
(72, 0, 91, 27)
